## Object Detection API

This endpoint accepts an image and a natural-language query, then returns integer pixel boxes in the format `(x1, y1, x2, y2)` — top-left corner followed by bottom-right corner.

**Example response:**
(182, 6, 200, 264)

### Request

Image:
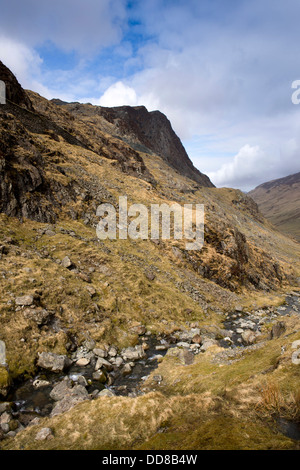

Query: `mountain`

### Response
(51, 100, 214, 187)
(0, 61, 300, 450)
(249, 172, 300, 242)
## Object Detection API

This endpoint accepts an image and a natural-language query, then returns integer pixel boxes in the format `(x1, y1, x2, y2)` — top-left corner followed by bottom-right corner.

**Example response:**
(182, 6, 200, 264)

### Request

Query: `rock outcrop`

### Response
(54, 100, 214, 187)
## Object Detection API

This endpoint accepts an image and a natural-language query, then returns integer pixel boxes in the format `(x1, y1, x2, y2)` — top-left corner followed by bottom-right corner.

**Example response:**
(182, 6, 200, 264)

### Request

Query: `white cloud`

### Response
(0, 0, 126, 54)
(0, 37, 43, 87)
(99, 81, 138, 107)
(208, 145, 268, 190)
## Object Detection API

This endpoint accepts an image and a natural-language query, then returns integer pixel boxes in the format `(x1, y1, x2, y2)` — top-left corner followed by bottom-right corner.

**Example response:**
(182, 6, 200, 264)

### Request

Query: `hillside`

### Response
(249, 172, 300, 242)
(0, 61, 300, 450)
(51, 99, 214, 187)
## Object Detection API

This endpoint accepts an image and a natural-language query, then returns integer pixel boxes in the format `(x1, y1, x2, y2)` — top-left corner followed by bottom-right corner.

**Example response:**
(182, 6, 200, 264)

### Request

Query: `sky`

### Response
(0, 0, 300, 191)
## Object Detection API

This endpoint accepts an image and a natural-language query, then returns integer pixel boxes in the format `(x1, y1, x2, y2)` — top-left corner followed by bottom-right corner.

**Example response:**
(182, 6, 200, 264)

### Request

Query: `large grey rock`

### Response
(50, 380, 89, 417)
(93, 348, 108, 358)
(0, 341, 6, 366)
(241, 329, 258, 345)
(37, 352, 70, 373)
(51, 393, 89, 417)
(121, 345, 146, 361)
(0, 402, 11, 414)
(50, 378, 73, 401)
(95, 357, 114, 372)
(200, 339, 217, 351)
(35, 427, 53, 441)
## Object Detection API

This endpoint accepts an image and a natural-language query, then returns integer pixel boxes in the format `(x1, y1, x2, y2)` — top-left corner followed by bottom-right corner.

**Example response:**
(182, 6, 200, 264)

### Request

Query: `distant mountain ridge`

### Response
(249, 171, 300, 242)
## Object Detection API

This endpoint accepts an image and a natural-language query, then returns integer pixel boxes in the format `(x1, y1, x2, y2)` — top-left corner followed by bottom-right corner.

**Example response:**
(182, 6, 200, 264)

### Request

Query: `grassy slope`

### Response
(0, 94, 300, 450)
(249, 175, 300, 242)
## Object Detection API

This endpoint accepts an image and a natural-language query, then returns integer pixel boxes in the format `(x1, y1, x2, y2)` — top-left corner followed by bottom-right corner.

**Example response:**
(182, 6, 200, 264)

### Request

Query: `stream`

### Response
(1, 293, 300, 440)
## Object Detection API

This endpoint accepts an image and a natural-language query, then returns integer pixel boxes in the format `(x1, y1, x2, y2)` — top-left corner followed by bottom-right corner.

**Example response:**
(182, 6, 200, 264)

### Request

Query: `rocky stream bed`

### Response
(0, 293, 300, 442)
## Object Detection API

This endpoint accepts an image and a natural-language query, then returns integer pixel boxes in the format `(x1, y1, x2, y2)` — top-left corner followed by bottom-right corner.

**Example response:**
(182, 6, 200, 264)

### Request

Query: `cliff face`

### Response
(0, 60, 33, 110)
(249, 172, 300, 242)
(52, 101, 214, 187)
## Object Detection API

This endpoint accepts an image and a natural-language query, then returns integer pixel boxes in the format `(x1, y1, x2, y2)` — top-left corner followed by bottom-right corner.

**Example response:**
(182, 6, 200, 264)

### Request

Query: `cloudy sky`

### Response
(0, 0, 300, 190)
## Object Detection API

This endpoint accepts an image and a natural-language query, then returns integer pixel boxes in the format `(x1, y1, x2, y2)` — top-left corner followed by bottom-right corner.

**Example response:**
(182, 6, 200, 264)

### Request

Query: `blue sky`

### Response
(0, 0, 300, 190)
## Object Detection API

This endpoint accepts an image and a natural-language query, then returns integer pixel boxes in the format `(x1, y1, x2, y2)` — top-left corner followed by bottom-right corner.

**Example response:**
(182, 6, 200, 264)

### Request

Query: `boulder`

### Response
(50, 384, 89, 417)
(93, 348, 108, 358)
(50, 378, 73, 401)
(37, 352, 70, 373)
(241, 329, 258, 345)
(121, 345, 146, 361)
(35, 427, 53, 441)
(121, 363, 132, 376)
(95, 357, 114, 372)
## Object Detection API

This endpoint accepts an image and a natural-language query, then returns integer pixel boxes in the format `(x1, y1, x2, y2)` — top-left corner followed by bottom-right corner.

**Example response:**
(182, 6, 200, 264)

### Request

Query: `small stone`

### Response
(97, 389, 115, 397)
(122, 345, 146, 361)
(145, 271, 156, 281)
(200, 339, 217, 351)
(50, 378, 73, 401)
(292, 340, 300, 349)
(155, 344, 168, 351)
(93, 348, 107, 358)
(86, 286, 96, 297)
(76, 357, 90, 367)
(92, 370, 107, 383)
(33, 379, 50, 389)
(192, 334, 202, 344)
(77, 375, 88, 387)
(35, 427, 53, 441)
(0, 412, 11, 426)
(241, 330, 257, 345)
(108, 346, 118, 357)
(0, 402, 11, 414)
(114, 357, 123, 368)
(153, 375, 163, 383)
(121, 363, 132, 376)
(62, 256, 73, 269)
(28, 417, 41, 427)
(15, 295, 34, 306)
(95, 357, 113, 372)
